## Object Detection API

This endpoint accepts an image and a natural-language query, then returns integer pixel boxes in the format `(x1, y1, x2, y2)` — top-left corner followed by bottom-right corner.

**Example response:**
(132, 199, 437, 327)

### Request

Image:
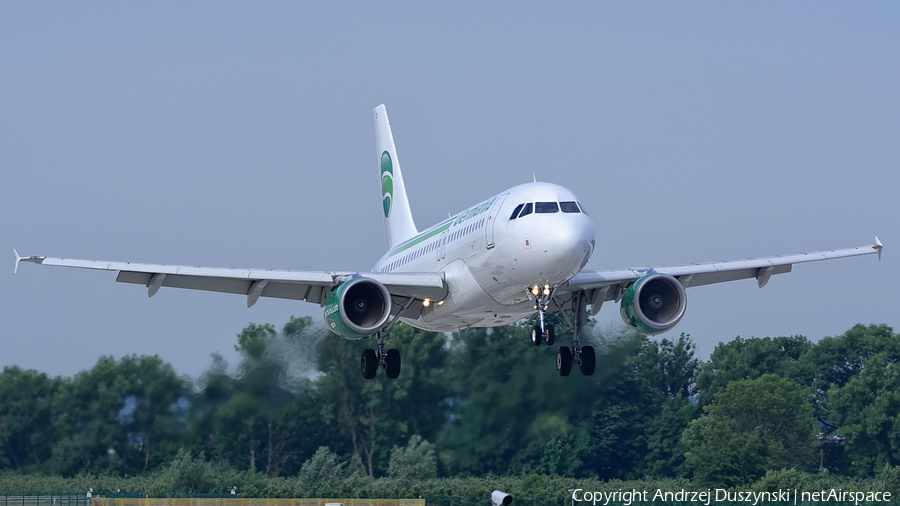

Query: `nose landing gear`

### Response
(529, 285, 556, 346)
(531, 324, 555, 346)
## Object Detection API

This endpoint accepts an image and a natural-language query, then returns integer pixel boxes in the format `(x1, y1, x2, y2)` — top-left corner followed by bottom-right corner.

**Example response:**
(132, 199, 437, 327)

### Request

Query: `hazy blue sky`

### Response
(3, 2, 898, 379)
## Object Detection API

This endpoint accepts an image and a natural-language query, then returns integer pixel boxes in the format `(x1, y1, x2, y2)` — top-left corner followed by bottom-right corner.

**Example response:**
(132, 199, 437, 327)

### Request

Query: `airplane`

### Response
(15, 104, 884, 379)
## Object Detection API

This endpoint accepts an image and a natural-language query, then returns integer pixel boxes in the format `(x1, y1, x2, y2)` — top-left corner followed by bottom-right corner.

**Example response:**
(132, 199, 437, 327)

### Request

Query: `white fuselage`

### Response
(372, 182, 596, 331)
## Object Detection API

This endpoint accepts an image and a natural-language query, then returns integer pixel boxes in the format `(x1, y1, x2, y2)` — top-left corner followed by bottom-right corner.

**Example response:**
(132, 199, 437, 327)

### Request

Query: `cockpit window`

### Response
(509, 203, 524, 220)
(577, 202, 588, 216)
(518, 202, 533, 218)
(560, 201, 580, 213)
(535, 202, 559, 214)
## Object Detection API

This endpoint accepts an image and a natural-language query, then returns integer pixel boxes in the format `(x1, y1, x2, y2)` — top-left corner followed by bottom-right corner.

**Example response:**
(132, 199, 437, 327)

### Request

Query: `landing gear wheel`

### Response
(579, 345, 595, 376)
(556, 346, 572, 376)
(385, 349, 401, 379)
(545, 325, 555, 346)
(361, 349, 377, 379)
(532, 325, 542, 346)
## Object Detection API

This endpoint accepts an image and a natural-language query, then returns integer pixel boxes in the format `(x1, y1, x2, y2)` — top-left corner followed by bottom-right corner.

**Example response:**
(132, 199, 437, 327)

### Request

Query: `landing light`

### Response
(531, 285, 540, 296)
(543, 285, 551, 296)
(423, 299, 431, 307)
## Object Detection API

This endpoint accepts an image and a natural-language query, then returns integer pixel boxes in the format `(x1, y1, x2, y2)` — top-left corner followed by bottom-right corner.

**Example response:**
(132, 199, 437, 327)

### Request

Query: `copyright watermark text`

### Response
(570, 488, 893, 505)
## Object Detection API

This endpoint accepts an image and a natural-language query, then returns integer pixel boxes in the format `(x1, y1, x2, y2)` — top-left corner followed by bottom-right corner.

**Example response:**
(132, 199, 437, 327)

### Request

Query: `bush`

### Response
(877, 464, 900, 497)
(751, 468, 814, 493)
(294, 447, 348, 496)
(387, 436, 437, 481)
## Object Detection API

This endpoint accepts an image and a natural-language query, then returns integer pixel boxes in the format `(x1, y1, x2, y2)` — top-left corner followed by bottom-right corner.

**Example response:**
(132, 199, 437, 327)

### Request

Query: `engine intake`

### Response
(324, 277, 392, 340)
(620, 272, 687, 335)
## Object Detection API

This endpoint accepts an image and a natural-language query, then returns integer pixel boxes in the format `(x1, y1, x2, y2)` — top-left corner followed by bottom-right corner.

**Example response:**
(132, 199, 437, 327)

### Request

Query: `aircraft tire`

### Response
(385, 348, 401, 379)
(361, 349, 378, 379)
(545, 325, 555, 346)
(532, 326, 542, 346)
(580, 346, 595, 376)
(556, 346, 572, 376)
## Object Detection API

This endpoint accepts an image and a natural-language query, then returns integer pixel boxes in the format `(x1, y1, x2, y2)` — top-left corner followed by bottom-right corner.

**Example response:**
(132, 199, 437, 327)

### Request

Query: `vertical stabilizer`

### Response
(374, 105, 418, 250)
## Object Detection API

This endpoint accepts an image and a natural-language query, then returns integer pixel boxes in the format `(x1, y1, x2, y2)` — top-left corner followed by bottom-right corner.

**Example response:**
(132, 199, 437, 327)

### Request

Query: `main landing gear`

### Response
(360, 298, 412, 380)
(361, 329, 401, 379)
(530, 286, 594, 377)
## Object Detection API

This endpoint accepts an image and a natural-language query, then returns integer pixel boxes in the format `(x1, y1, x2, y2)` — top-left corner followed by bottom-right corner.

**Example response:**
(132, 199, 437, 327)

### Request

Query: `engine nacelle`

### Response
(324, 276, 392, 340)
(620, 272, 687, 335)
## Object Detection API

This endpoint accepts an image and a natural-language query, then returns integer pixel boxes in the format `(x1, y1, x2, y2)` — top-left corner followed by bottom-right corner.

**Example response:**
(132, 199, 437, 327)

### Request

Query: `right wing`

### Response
(13, 252, 448, 313)
(561, 239, 883, 314)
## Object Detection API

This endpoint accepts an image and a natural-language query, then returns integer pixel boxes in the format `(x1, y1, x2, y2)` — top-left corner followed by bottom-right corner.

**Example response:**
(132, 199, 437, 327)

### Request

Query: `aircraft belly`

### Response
(405, 303, 535, 332)
(414, 258, 534, 331)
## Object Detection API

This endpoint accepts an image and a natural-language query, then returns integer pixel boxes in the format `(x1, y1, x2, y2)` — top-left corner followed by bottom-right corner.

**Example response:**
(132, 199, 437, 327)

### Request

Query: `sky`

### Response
(3, 2, 898, 380)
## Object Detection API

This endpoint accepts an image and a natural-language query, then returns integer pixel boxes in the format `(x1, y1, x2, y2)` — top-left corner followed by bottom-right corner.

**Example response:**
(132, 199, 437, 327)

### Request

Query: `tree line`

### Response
(1, 315, 899, 491)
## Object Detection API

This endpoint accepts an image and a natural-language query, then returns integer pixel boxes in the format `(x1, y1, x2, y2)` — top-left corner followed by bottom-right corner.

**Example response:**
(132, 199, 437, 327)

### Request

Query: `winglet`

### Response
(13, 250, 46, 273)
(875, 236, 883, 261)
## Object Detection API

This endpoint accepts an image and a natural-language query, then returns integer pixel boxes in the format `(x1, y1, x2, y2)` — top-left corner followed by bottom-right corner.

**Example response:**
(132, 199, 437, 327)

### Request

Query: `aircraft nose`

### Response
(540, 214, 595, 277)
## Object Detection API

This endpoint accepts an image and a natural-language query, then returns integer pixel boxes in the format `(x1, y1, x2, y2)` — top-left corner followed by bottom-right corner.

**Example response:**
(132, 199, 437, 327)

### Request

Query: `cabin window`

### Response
(560, 201, 580, 213)
(518, 202, 533, 218)
(535, 202, 559, 213)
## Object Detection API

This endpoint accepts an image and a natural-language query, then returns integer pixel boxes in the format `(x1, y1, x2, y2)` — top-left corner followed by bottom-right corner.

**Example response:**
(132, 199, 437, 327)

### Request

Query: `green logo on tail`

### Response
(381, 151, 394, 218)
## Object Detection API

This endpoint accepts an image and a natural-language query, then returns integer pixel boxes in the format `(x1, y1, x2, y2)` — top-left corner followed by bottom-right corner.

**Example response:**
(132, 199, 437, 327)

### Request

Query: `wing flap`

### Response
(567, 241, 882, 304)
(18, 255, 447, 307)
(115, 271, 321, 302)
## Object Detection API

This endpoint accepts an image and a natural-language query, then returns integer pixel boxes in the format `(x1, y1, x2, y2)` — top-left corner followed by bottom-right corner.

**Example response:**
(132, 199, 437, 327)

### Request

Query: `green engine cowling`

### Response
(324, 276, 392, 340)
(620, 272, 687, 335)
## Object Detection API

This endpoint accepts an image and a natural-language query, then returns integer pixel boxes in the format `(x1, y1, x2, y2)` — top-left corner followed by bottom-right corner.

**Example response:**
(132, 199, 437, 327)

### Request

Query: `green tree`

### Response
(387, 435, 437, 481)
(48, 355, 190, 475)
(153, 448, 225, 495)
(117, 355, 192, 471)
(439, 318, 647, 478)
(801, 324, 899, 471)
(295, 446, 350, 493)
(198, 317, 329, 476)
(0, 366, 62, 472)
(807, 324, 898, 390)
(235, 323, 277, 360)
(438, 319, 600, 477)
(581, 332, 702, 480)
(581, 346, 662, 480)
(317, 322, 449, 477)
(641, 396, 700, 477)
(829, 352, 900, 476)
(696, 335, 814, 406)
(683, 374, 816, 487)
(633, 333, 701, 399)
(804, 324, 898, 426)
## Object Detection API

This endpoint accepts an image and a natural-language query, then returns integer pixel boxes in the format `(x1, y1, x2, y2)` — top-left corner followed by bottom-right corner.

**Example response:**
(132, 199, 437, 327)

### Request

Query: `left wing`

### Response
(561, 239, 883, 314)
(13, 251, 448, 311)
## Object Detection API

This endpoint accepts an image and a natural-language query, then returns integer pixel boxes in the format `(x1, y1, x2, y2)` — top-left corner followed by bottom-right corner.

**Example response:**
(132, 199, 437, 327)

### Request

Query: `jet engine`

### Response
(324, 276, 392, 340)
(620, 272, 687, 335)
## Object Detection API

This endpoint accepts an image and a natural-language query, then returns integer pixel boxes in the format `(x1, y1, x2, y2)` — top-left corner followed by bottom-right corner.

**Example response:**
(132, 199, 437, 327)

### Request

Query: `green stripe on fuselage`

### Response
(385, 196, 498, 259)
(387, 220, 452, 257)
